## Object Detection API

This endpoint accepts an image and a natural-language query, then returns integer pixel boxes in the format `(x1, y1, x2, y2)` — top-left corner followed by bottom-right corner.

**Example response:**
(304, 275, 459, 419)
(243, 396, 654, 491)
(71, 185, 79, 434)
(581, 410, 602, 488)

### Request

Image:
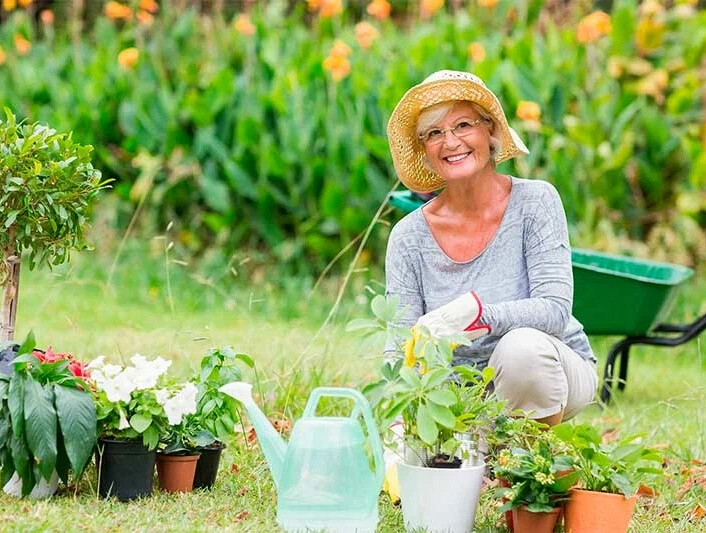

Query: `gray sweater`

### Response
(385, 177, 596, 368)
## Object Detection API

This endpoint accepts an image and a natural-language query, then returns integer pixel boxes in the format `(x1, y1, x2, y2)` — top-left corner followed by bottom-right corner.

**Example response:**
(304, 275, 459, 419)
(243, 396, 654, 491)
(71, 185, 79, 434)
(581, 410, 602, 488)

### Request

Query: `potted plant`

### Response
(153, 381, 208, 493)
(191, 347, 254, 490)
(90, 353, 172, 501)
(350, 295, 505, 533)
(0, 109, 108, 342)
(554, 423, 663, 533)
(493, 420, 579, 533)
(0, 332, 96, 498)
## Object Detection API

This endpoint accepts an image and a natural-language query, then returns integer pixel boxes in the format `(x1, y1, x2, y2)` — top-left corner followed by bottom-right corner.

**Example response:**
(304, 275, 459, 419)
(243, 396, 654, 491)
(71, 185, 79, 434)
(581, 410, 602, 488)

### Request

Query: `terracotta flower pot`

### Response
(499, 478, 515, 532)
(511, 506, 561, 533)
(156, 453, 199, 493)
(564, 488, 637, 533)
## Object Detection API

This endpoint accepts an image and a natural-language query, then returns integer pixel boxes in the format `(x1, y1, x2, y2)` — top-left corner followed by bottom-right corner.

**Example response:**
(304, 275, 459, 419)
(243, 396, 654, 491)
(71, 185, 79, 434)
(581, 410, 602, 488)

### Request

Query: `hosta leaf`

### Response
(54, 385, 97, 475)
(8, 373, 24, 436)
(23, 380, 57, 481)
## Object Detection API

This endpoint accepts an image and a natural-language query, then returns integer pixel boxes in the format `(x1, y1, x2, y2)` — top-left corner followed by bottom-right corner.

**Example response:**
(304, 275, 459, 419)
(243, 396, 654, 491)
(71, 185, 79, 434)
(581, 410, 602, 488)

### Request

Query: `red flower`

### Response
(34, 347, 72, 364)
(67, 359, 91, 379)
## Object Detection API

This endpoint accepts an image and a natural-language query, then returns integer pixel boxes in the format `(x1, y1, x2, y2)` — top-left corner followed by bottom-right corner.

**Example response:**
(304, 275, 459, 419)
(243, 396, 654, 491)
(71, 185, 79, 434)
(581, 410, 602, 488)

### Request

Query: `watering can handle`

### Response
(303, 387, 385, 488)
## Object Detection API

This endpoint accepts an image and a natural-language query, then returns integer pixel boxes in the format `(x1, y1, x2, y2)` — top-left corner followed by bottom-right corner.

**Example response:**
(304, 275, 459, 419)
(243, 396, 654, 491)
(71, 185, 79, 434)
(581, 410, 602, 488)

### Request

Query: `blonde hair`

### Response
(416, 100, 501, 164)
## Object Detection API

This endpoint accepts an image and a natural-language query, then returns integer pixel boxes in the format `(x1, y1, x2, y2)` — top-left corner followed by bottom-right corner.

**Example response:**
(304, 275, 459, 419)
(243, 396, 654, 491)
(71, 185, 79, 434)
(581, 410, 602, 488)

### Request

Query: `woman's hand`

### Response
(415, 291, 491, 341)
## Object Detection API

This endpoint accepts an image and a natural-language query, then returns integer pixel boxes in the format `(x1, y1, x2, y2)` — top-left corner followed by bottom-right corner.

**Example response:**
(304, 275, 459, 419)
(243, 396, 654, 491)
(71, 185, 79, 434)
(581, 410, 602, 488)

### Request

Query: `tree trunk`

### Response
(1, 233, 20, 342)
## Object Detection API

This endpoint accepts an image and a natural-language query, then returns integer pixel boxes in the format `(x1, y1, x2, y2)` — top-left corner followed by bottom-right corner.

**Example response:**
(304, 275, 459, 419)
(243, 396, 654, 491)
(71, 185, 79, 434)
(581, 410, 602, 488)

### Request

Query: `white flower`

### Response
(88, 356, 106, 369)
(102, 364, 123, 379)
(103, 372, 138, 403)
(157, 383, 198, 426)
(128, 354, 172, 390)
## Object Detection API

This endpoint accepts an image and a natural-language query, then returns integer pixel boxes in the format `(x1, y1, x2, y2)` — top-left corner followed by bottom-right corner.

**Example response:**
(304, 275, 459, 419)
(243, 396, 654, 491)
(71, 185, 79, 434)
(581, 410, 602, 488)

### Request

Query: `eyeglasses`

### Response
(418, 118, 490, 146)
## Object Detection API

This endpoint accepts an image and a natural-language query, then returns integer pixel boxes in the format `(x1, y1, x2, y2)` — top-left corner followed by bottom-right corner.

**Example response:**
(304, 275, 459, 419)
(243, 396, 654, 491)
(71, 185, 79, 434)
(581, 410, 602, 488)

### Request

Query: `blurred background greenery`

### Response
(1, 0, 705, 279)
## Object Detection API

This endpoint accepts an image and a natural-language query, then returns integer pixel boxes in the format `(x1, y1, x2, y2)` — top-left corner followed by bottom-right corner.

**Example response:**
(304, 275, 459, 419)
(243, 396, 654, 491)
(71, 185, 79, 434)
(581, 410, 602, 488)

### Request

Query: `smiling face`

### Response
(420, 101, 495, 184)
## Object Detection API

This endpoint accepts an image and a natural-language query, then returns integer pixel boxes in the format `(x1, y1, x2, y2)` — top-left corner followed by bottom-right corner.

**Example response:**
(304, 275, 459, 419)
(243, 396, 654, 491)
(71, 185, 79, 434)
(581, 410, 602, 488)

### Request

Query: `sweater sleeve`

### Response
(384, 226, 424, 354)
(481, 182, 573, 337)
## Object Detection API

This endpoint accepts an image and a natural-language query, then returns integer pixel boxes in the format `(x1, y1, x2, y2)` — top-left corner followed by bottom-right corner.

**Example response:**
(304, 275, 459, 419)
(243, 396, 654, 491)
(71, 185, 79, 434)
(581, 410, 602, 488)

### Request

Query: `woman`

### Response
(385, 70, 597, 425)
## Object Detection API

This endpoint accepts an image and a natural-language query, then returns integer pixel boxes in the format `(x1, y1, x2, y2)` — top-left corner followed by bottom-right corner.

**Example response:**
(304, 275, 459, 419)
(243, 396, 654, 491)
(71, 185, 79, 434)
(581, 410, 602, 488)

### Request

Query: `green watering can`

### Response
(219, 383, 385, 533)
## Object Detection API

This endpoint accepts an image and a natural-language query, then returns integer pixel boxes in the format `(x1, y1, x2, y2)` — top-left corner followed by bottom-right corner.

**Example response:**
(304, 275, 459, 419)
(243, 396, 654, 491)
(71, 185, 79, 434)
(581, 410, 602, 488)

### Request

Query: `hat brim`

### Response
(387, 78, 529, 193)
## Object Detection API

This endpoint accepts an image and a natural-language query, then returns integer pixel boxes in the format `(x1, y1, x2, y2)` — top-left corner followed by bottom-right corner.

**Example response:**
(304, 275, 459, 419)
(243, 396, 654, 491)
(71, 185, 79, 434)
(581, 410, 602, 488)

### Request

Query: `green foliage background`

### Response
(1, 0, 705, 270)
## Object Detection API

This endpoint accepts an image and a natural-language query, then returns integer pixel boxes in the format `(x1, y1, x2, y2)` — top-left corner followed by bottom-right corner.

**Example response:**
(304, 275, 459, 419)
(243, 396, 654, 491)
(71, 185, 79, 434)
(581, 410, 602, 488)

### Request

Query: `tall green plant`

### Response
(0, 109, 109, 340)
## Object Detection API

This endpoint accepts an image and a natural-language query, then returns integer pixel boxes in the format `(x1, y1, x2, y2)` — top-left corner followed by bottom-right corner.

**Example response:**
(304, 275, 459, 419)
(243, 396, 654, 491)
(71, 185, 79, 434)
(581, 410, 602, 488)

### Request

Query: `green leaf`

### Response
(4, 210, 19, 228)
(8, 373, 25, 437)
(421, 368, 452, 390)
(398, 366, 421, 389)
(130, 413, 152, 434)
(427, 402, 456, 429)
(54, 385, 97, 475)
(23, 380, 57, 480)
(416, 403, 438, 446)
(234, 353, 254, 368)
(345, 318, 381, 333)
(427, 389, 456, 407)
(16, 331, 36, 357)
(142, 424, 159, 451)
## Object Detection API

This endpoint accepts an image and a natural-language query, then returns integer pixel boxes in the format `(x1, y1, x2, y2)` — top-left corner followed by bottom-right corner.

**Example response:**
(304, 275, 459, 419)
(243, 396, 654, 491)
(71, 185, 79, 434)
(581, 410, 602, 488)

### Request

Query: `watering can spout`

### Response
(219, 382, 287, 490)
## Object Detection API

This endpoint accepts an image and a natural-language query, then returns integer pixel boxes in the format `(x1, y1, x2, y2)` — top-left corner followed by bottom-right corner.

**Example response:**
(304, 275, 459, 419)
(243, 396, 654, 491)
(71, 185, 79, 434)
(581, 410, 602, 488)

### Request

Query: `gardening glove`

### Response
(415, 291, 491, 341)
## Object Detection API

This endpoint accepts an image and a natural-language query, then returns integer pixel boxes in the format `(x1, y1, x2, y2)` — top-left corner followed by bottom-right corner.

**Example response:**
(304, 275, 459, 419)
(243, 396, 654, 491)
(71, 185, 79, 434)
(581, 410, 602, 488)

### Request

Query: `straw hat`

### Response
(387, 70, 530, 193)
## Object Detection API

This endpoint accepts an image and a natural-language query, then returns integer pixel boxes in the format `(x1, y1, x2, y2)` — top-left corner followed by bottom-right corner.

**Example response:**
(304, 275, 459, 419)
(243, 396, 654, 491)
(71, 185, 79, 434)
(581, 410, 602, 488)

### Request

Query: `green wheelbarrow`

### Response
(389, 190, 702, 404)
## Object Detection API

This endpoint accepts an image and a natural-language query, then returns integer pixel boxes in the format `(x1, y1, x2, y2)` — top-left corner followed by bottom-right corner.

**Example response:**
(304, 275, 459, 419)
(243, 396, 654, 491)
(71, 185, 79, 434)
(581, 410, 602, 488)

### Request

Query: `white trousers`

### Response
(488, 327, 598, 420)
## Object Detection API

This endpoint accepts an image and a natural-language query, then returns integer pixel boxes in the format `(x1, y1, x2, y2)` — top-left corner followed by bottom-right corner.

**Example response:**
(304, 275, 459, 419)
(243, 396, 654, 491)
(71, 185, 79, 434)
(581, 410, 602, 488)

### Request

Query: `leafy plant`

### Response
(195, 347, 254, 443)
(0, 109, 109, 341)
(493, 421, 580, 512)
(350, 295, 504, 467)
(155, 382, 212, 454)
(553, 423, 663, 497)
(90, 354, 171, 450)
(0, 331, 97, 497)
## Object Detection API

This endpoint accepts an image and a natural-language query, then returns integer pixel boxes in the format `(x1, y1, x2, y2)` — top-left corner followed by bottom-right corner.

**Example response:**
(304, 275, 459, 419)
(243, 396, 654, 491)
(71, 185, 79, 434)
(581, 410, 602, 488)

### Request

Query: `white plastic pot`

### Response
(3, 471, 59, 499)
(397, 461, 485, 533)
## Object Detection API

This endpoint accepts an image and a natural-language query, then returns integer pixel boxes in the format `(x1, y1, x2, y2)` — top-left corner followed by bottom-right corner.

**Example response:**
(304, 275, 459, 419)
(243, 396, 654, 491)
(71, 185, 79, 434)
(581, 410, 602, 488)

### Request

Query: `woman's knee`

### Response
(488, 328, 567, 417)
(489, 327, 553, 375)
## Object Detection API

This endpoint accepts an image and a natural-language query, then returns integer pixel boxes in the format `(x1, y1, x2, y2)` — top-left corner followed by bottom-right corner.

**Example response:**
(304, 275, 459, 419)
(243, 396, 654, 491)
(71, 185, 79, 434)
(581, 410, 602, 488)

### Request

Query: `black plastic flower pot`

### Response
(193, 442, 226, 490)
(96, 438, 156, 501)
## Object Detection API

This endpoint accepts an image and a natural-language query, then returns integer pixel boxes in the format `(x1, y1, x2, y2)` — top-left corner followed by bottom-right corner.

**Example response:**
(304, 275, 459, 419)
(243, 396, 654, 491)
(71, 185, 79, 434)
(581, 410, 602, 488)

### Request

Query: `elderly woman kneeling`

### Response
(385, 71, 597, 425)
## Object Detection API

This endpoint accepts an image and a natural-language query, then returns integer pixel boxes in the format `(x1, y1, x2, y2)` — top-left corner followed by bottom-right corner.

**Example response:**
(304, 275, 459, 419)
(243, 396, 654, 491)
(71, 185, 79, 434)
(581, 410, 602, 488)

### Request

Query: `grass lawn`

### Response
(1, 250, 704, 532)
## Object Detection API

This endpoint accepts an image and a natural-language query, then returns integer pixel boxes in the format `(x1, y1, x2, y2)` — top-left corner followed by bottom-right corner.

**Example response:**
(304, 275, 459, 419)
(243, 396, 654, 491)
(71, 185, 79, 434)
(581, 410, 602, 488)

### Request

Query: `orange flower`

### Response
(319, 0, 343, 18)
(18, 0, 30, 6)
(468, 42, 486, 62)
(136, 10, 154, 27)
(105, 1, 132, 21)
(0, 46, 6, 66)
(118, 47, 139, 69)
(234, 14, 256, 36)
(354, 21, 379, 49)
(323, 40, 352, 81)
(306, 0, 322, 10)
(366, 0, 391, 20)
(40, 9, 54, 25)
(2, 0, 16, 11)
(576, 11, 611, 44)
(420, 0, 444, 18)
(14, 34, 31, 55)
(140, 0, 159, 13)
(329, 39, 352, 58)
(516, 100, 541, 123)
(478, 0, 498, 8)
